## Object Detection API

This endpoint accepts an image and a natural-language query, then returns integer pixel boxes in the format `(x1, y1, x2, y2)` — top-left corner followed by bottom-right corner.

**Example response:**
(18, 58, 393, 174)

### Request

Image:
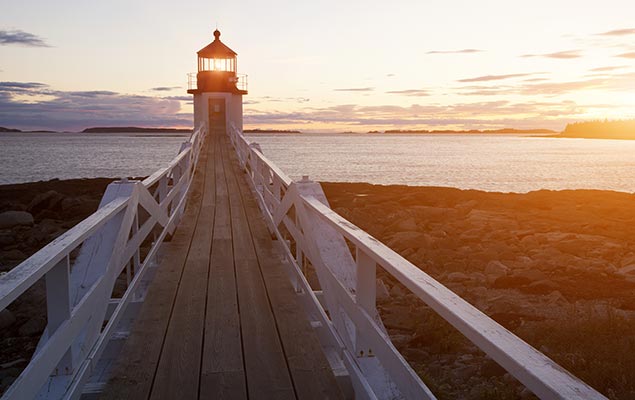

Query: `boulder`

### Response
(60, 197, 82, 211)
(0, 309, 16, 329)
(387, 231, 426, 250)
(389, 284, 406, 297)
(0, 211, 34, 229)
(27, 190, 65, 213)
(484, 261, 509, 283)
(18, 316, 46, 336)
(447, 272, 469, 282)
(616, 264, 635, 282)
(1, 249, 26, 261)
(522, 279, 560, 294)
(511, 269, 546, 282)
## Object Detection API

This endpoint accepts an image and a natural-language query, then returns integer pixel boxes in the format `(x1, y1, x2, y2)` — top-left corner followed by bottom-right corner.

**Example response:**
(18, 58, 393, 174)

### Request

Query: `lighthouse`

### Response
(188, 29, 248, 134)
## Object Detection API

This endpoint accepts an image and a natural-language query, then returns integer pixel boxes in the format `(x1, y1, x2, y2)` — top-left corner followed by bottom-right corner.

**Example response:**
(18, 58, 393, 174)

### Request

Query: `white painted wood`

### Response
(45, 257, 74, 375)
(0, 126, 207, 400)
(227, 122, 608, 400)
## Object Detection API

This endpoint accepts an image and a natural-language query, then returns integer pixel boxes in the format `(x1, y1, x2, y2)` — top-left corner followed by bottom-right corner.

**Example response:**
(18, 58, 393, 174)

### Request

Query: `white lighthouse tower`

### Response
(188, 29, 247, 134)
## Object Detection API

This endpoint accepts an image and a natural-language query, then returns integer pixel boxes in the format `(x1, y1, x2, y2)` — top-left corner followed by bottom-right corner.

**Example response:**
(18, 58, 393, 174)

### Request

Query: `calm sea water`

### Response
(0, 132, 188, 185)
(2, 132, 635, 193)
(247, 133, 635, 193)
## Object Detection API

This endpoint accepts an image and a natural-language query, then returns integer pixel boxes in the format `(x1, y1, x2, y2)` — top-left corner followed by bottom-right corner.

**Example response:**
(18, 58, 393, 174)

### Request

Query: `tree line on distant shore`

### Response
(560, 120, 635, 139)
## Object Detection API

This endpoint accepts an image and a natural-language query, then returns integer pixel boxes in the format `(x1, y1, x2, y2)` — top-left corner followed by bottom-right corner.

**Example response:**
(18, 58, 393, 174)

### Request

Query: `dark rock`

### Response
(0, 211, 34, 229)
(0, 309, 16, 329)
(1, 249, 26, 261)
(27, 190, 65, 214)
(60, 197, 82, 211)
(447, 272, 469, 282)
(390, 285, 406, 297)
(493, 275, 531, 289)
(521, 279, 560, 294)
(34, 209, 61, 221)
(0, 232, 16, 246)
(18, 316, 47, 336)
(480, 358, 506, 378)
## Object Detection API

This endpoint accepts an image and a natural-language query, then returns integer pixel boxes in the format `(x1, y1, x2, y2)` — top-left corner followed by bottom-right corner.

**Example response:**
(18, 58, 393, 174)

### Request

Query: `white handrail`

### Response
(0, 124, 207, 400)
(229, 123, 607, 400)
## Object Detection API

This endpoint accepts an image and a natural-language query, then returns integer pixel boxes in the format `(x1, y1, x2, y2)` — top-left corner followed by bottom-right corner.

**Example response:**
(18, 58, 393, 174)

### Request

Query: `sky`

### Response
(1, 0, 634, 132)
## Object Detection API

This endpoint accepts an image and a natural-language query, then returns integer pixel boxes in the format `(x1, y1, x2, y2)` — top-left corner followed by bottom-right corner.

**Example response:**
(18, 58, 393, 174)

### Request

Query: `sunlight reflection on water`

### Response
(247, 133, 635, 193)
(2, 132, 635, 193)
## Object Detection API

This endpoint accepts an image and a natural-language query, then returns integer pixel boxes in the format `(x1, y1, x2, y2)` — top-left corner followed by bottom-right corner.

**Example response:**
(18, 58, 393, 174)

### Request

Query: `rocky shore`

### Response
(0, 178, 115, 391)
(2, 178, 634, 398)
(322, 182, 635, 400)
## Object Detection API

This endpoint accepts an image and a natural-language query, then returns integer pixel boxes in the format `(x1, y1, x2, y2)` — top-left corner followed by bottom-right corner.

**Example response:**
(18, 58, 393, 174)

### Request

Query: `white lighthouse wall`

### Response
(192, 92, 244, 134)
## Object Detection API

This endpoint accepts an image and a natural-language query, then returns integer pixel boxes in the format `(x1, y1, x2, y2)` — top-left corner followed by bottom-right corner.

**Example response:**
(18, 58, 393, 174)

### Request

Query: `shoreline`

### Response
(2, 178, 634, 397)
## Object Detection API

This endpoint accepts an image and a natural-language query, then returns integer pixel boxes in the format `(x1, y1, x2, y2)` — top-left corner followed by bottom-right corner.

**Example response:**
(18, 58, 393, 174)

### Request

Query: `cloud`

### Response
(590, 65, 628, 72)
(521, 50, 582, 59)
(458, 73, 539, 83)
(150, 86, 181, 92)
(0, 81, 191, 131)
(333, 87, 374, 92)
(244, 100, 589, 131)
(163, 95, 192, 101)
(0, 29, 50, 47)
(427, 49, 483, 55)
(597, 28, 635, 36)
(615, 52, 635, 58)
(386, 89, 429, 96)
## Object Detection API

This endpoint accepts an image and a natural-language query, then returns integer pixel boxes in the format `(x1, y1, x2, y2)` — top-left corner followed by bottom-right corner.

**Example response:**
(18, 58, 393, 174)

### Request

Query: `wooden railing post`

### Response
(355, 248, 376, 357)
(45, 255, 73, 375)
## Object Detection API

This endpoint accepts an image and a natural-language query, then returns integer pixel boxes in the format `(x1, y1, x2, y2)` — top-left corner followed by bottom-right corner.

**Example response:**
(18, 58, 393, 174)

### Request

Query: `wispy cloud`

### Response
(244, 100, 590, 131)
(458, 73, 540, 83)
(0, 29, 50, 47)
(521, 50, 582, 59)
(333, 87, 374, 92)
(386, 89, 429, 96)
(615, 52, 635, 59)
(427, 49, 483, 55)
(590, 65, 628, 72)
(597, 28, 635, 36)
(150, 86, 181, 92)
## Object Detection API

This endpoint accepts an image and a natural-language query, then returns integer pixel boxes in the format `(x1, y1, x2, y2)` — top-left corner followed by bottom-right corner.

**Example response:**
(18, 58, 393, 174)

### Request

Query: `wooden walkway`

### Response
(101, 129, 344, 399)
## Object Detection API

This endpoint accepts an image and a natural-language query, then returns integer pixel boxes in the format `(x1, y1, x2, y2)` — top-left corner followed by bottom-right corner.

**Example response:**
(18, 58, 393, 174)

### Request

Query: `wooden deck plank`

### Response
(230, 140, 345, 400)
(221, 135, 297, 400)
(199, 132, 247, 400)
(101, 137, 210, 400)
(148, 136, 217, 400)
(104, 130, 346, 400)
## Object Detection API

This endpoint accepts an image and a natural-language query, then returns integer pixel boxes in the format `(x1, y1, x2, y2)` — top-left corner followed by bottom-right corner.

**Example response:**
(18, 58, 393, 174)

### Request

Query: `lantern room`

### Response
(188, 29, 247, 95)
(188, 29, 247, 134)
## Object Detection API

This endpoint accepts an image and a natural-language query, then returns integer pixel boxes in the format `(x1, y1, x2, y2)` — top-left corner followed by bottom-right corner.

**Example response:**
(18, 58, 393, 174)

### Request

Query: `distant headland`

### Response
(558, 120, 635, 140)
(82, 127, 193, 133)
(243, 129, 301, 134)
(381, 128, 556, 134)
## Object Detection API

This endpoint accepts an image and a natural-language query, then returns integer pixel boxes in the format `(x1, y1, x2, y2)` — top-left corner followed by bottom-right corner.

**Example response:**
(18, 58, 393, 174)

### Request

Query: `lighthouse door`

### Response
(208, 98, 226, 135)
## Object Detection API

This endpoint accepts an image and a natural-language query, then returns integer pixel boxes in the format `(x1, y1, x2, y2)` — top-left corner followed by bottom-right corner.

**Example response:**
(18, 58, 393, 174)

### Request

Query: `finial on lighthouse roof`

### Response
(213, 29, 221, 40)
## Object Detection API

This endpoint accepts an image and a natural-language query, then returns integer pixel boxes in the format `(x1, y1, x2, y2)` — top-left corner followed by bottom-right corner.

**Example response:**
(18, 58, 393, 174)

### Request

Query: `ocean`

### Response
(2, 132, 635, 193)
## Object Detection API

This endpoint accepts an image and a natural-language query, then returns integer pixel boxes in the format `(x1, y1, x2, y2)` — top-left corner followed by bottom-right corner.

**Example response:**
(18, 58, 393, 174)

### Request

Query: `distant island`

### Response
(244, 129, 301, 134)
(559, 120, 635, 140)
(0, 127, 24, 133)
(82, 127, 192, 133)
(382, 128, 556, 134)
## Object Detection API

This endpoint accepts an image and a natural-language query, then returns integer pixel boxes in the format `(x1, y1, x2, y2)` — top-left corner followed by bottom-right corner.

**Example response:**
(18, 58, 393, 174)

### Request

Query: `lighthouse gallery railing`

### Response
(0, 126, 206, 400)
(228, 124, 607, 400)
